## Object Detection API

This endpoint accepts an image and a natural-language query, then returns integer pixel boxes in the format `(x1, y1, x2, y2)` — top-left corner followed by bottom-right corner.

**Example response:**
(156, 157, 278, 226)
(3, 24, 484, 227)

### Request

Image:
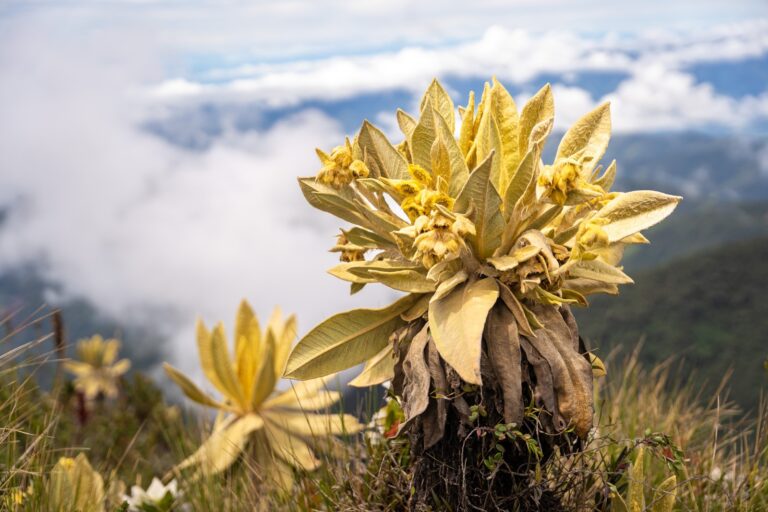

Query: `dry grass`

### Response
(0, 316, 766, 511)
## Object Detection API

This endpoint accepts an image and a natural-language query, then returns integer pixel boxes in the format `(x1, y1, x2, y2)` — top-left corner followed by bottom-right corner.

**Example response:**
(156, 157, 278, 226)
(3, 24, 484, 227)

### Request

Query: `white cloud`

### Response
(149, 26, 626, 106)
(146, 21, 768, 133)
(0, 14, 398, 381)
(603, 65, 768, 132)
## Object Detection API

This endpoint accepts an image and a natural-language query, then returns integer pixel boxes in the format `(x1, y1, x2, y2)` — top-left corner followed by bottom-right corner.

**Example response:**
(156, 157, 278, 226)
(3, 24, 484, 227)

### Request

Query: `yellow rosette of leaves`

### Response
(48, 454, 105, 512)
(63, 335, 131, 400)
(163, 300, 363, 481)
(287, 77, 681, 449)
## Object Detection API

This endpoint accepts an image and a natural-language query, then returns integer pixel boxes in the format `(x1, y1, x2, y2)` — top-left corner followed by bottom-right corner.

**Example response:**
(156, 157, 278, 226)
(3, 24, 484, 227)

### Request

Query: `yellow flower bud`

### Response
(572, 217, 611, 259)
(408, 164, 433, 186)
(330, 231, 368, 262)
(539, 160, 580, 205)
(421, 190, 454, 211)
(451, 213, 476, 237)
(401, 197, 425, 221)
(428, 211, 453, 230)
(330, 143, 353, 169)
(389, 179, 423, 198)
(349, 159, 370, 179)
(410, 211, 469, 269)
(315, 142, 365, 189)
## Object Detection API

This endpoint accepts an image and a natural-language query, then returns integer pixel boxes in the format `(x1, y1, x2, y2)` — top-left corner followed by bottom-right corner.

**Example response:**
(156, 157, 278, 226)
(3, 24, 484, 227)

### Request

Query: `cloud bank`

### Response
(0, 16, 398, 378)
(150, 21, 768, 133)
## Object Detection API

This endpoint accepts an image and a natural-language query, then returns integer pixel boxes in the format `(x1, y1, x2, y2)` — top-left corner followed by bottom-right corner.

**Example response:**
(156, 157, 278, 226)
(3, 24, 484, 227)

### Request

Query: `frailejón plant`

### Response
(283, 75, 682, 481)
(285, 78, 680, 457)
(48, 454, 105, 512)
(164, 300, 363, 480)
(64, 335, 131, 400)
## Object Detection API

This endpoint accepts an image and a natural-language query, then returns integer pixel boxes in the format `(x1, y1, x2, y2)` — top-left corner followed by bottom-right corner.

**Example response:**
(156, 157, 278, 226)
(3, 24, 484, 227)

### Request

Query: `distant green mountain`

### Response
(576, 237, 768, 413)
(622, 200, 768, 272)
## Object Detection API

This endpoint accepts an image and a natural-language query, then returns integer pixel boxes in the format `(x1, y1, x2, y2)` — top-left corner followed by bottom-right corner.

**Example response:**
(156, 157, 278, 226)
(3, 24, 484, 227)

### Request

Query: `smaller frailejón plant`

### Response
(64, 335, 131, 400)
(284, 78, 680, 504)
(48, 454, 105, 512)
(164, 300, 362, 480)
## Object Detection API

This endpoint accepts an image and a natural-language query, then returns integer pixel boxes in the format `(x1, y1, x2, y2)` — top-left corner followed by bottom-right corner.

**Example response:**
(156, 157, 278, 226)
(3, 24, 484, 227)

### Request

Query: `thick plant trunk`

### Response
(392, 303, 594, 511)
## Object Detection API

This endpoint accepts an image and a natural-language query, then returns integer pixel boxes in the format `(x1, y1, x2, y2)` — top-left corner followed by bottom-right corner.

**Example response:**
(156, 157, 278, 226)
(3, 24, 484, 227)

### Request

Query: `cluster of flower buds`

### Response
(538, 157, 604, 205)
(330, 230, 368, 262)
(572, 216, 610, 259)
(315, 138, 369, 189)
(496, 231, 569, 296)
(400, 209, 475, 269)
(384, 164, 454, 221)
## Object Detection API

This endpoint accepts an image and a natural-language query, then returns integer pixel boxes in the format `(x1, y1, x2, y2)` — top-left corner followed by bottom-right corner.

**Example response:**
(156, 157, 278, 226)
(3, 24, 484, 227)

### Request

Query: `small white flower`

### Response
(123, 478, 179, 511)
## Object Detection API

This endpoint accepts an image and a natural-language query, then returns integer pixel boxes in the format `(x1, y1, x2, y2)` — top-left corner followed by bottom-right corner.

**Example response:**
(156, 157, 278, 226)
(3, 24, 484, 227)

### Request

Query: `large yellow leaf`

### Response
(358, 205, 407, 235)
(343, 260, 421, 274)
(628, 446, 646, 512)
(268, 411, 364, 437)
(593, 159, 616, 190)
(328, 262, 378, 284)
(503, 147, 537, 217)
(568, 259, 634, 284)
(196, 320, 227, 397)
(474, 82, 491, 135)
(265, 378, 340, 410)
(401, 295, 430, 323)
(339, 260, 425, 290)
(490, 77, 520, 196)
(652, 475, 677, 512)
(528, 117, 554, 155)
(250, 328, 277, 408)
(594, 190, 682, 242)
(431, 138, 450, 190)
(563, 278, 619, 297)
(433, 109, 469, 196)
(592, 242, 626, 266)
(234, 300, 260, 393)
(210, 323, 245, 406)
(343, 226, 395, 249)
(410, 101, 437, 171)
(358, 121, 410, 180)
(235, 300, 260, 357)
(298, 178, 369, 226)
(101, 339, 119, 365)
(284, 293, 422, 380)
(274, 314, 297, 375)
(177, 414, 264, 475)
(473, 108, 504, 191)
(396, 108, 417, 138)
(163, 363, 227, 410)
(458, 90, 475, 157)
(62, 360, 93, 376)
(555, 102, 611, 175)
(455, 151, 505, 259)
(419, 78, 455, 134)
(349, 344, 395, 387)
(428, 278, 499, 384)
(262, 421, 320, 471)
(49, 454, 105, 512)
(431, 269, 468, 302)
(518, 83, 554, 157)
(366, 269, 437, 293)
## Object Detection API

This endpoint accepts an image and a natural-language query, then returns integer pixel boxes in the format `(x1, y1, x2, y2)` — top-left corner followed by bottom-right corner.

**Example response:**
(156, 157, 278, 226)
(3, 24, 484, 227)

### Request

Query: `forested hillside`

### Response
(577, 236, 768, 412)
